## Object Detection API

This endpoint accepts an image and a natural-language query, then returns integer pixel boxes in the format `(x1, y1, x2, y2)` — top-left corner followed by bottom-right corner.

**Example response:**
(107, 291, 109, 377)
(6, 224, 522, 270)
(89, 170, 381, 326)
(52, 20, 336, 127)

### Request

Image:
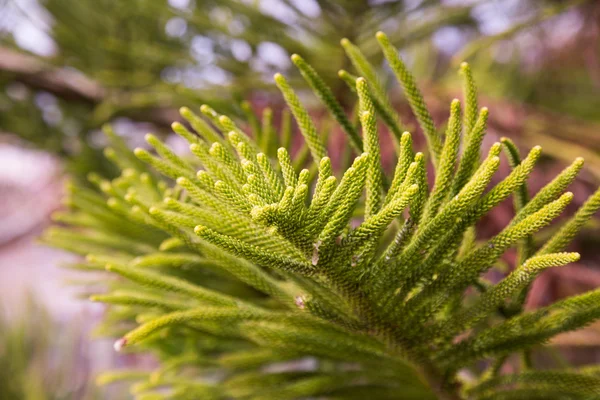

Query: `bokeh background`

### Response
(1, 0, 600, 398)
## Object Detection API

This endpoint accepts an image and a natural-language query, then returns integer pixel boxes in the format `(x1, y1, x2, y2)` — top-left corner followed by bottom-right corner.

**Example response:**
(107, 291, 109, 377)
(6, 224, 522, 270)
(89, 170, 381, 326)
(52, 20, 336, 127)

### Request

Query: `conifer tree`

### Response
(45, 32, 600, 400)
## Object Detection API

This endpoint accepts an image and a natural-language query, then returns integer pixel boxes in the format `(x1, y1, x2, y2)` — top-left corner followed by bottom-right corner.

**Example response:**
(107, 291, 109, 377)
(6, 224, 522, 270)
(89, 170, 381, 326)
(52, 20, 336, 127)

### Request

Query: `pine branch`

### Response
(43, 31, 600, 400)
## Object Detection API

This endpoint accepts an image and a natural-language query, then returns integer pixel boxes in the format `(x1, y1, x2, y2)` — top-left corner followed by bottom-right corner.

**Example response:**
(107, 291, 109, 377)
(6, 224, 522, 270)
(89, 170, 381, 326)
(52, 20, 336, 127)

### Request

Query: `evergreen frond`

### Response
(44, 32, 600, 400)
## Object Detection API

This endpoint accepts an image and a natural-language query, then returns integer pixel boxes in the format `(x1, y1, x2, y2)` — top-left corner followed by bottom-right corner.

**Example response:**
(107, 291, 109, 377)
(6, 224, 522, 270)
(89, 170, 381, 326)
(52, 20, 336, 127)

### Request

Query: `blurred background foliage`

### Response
(0, 298, 100, 400)
(2, 0, 600, 398)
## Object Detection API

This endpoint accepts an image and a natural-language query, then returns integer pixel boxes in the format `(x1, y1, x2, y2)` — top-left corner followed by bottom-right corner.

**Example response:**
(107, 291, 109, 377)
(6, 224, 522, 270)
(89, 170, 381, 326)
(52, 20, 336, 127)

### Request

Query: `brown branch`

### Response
(0, 46, 104, 102)
(0, 46, 179, 128)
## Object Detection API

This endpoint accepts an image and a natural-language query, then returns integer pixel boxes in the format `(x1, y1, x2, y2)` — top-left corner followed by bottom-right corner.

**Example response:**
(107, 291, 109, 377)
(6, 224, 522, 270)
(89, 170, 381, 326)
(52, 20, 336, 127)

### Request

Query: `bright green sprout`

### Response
(44, 31, 600, 400)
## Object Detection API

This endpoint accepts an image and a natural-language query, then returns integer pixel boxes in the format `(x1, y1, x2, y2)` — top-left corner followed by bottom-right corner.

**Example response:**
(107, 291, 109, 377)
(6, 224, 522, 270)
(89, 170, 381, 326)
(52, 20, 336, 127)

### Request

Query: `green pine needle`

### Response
(43, 31, 600, 400)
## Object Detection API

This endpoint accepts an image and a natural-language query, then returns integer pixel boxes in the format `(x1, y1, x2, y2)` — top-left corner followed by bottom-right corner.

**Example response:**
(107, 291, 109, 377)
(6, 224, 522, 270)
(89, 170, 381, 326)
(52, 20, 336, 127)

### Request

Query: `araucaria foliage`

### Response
(46, 32, 600, 399)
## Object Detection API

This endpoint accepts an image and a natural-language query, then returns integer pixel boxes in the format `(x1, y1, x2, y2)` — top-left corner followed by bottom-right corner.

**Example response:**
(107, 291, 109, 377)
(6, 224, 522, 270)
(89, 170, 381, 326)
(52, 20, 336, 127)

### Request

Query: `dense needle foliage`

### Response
(45, 32, 600, 399)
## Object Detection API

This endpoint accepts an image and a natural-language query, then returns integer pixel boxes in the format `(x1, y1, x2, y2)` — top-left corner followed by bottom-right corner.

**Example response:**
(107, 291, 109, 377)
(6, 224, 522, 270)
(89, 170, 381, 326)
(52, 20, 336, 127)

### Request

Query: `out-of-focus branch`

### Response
(0, 46, 104, 102)
(0, 46, 180, 128)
